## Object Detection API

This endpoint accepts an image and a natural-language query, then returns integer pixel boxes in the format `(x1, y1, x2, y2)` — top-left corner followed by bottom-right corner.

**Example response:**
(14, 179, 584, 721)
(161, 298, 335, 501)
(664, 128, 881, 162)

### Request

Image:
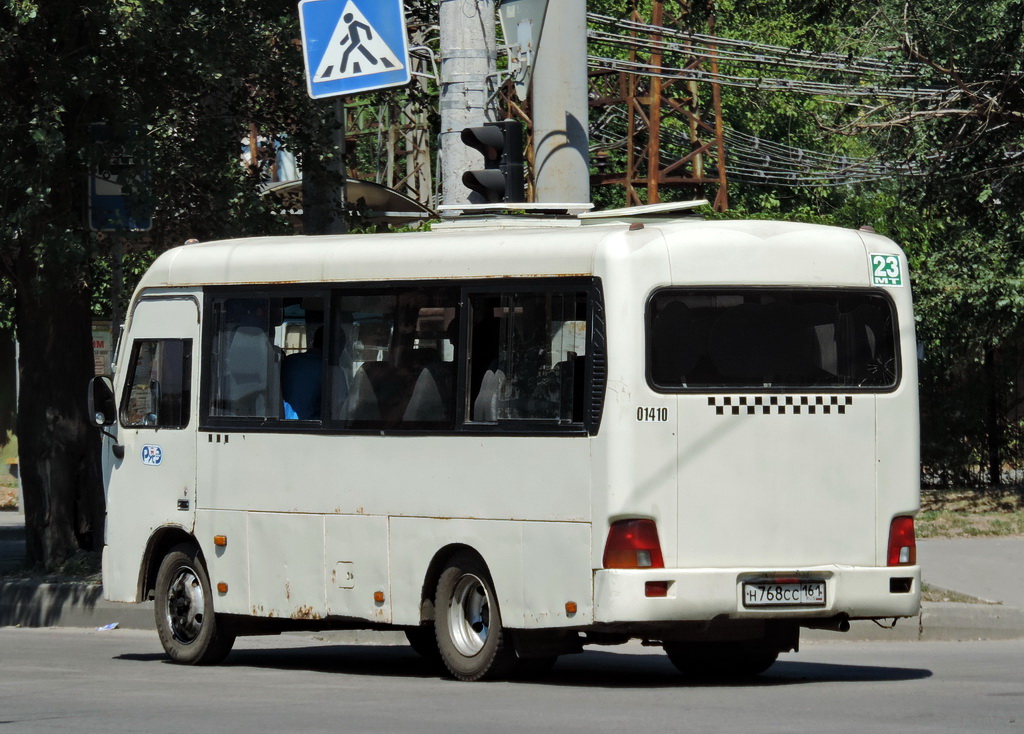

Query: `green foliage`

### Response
(699, 1, 1024, 485)
(0, 0, 349, 566)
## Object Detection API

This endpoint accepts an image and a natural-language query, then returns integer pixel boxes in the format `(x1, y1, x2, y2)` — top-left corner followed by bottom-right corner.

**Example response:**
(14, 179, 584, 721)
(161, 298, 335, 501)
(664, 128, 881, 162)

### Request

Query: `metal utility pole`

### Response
(439, 0, 497, 207)
(531, 0, 589, 205)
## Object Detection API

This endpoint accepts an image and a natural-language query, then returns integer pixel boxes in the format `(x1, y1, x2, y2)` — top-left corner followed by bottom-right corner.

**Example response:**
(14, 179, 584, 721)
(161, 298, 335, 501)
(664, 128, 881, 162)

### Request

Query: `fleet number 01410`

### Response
(636, 406, 669, 422)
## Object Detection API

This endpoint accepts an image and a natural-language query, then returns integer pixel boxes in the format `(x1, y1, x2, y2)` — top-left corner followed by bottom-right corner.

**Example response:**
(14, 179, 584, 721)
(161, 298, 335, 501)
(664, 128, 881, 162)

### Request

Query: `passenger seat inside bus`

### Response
(338, 365, 382, 423)
(223, 325, 281, 417)
(402, 366, 445, 422)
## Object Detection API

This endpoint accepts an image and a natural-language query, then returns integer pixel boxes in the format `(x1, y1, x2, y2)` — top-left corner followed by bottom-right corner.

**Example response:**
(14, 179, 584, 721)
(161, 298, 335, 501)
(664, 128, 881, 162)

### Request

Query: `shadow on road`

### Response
(116, 643, 933, 688)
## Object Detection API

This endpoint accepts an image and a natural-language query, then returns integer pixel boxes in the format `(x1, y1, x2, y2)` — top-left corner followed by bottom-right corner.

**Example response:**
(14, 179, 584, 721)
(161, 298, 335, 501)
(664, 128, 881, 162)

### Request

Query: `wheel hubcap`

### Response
(165, 566, 205, 645)
(448, 573, 490, 657)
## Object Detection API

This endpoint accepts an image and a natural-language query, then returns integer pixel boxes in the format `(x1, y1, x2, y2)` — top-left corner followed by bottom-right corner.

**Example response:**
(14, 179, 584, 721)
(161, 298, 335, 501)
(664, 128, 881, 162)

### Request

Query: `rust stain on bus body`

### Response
(291, 606, 321, 620)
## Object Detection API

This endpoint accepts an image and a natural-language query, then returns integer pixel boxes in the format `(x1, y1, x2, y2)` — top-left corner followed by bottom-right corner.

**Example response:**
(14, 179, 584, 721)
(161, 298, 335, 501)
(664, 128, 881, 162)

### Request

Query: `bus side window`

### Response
(209, 298, 282, 419)
(332, 288, 458, 430)
(121, 339, 192, 428)
(469, 289, 587, 424)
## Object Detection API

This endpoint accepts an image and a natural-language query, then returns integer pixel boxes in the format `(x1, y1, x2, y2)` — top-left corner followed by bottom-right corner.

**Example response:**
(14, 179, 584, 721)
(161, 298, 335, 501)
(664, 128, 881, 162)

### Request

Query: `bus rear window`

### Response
(648, 289, 898, 391)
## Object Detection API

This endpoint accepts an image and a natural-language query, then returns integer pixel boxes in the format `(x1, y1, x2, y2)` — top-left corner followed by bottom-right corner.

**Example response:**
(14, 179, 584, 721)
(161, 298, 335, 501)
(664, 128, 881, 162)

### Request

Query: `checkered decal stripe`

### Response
(707, 395, 854, 415)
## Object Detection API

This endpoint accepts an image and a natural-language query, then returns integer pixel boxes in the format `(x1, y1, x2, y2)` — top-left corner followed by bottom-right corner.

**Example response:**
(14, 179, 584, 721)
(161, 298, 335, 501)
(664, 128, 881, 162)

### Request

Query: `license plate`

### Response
(743, 580, 826, 607)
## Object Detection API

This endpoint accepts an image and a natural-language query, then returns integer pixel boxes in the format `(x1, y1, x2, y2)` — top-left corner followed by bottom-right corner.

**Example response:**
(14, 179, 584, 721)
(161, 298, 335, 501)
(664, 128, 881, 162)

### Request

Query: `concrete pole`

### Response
(439, 0, 497, 207)
(531, 0, 589, 204)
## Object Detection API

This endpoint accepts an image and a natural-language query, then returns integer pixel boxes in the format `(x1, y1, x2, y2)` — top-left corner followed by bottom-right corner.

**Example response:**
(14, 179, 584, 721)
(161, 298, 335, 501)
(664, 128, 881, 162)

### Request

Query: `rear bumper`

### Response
(593, 565, 921, 623)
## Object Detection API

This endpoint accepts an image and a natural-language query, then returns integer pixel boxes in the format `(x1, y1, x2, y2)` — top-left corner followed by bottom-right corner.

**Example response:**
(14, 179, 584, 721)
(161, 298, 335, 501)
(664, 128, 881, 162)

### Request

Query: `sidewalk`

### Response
(3, 509, 1023, 640)
(803, 537, 1024, 643)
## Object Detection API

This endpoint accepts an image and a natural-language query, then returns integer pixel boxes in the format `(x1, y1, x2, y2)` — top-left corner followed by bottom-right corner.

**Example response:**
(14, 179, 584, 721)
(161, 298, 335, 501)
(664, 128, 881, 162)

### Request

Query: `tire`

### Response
(664, 641, 778, 680)
(434, 552, 516, 681)
(154, 544, 235, 665)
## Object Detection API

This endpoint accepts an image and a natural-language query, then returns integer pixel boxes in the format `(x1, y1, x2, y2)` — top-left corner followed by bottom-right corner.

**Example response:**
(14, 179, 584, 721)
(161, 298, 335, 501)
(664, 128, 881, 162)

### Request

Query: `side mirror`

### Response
(88, 376, 117, 427)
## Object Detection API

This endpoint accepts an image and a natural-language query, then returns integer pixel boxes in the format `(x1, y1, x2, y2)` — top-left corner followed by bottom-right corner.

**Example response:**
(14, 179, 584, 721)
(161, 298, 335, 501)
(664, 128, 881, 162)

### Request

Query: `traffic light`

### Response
(460, 120, 525, 203)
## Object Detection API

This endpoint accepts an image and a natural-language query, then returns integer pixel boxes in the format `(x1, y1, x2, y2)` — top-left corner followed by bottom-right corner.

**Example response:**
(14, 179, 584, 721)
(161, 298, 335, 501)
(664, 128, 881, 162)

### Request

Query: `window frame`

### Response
(328, 284, 463, 433)
(198, 278, 606, 436)
(200, 286, 331, 430)
(645, 286, 902, 394)
(462, 280, 602, 435)
(119, 338, 193, 429)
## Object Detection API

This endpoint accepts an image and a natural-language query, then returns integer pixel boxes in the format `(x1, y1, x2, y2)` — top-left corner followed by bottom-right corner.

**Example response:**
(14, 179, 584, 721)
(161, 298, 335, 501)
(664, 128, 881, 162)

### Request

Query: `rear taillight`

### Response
(603, 519, 665, 569)
(887, 516, 917, 566)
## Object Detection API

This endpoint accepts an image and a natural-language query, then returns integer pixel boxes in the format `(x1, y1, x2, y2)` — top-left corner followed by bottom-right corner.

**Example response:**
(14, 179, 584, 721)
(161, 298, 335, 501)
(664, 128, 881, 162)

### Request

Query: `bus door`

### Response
(106, 295, 199, 599)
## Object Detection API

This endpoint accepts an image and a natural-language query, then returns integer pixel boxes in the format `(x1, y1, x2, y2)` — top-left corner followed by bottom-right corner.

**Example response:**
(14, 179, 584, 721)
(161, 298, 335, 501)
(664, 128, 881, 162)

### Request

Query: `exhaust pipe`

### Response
(802, 614, 851, 633)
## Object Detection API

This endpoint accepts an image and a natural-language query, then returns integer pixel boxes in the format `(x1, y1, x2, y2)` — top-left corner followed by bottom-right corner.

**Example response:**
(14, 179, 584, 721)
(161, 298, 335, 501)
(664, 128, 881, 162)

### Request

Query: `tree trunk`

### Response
(15, 247, 104, 569)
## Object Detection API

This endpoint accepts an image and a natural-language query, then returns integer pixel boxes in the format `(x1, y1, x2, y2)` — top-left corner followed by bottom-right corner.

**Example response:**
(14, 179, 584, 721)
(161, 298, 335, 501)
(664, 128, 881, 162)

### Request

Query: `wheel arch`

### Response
(416, 543, 482, 623)
(139, 526, 203, 601)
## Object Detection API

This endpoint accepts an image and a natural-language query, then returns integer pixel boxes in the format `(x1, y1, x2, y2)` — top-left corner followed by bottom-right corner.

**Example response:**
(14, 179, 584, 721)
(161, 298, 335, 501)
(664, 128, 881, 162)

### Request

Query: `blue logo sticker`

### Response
(141, 445, 163, 466)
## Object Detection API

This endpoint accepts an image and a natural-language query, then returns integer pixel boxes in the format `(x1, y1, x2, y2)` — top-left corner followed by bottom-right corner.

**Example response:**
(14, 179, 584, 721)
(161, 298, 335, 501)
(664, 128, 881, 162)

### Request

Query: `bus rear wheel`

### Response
(663, 641, 778, 680)
(434, 552, 516, 681)
(154, 544, 235, 665)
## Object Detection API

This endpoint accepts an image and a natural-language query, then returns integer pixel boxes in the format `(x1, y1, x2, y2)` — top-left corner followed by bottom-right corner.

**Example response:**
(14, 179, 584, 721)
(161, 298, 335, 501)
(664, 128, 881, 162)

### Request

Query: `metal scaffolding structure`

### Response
(587, 1, 728, 210)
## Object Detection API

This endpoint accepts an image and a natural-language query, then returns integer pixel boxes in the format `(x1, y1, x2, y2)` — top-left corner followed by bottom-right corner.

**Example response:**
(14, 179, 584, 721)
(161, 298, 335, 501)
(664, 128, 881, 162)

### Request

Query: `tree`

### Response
(699, 1, 1024, 484)
(854, 1, 1024, 485)
(0, 0, 330, 568)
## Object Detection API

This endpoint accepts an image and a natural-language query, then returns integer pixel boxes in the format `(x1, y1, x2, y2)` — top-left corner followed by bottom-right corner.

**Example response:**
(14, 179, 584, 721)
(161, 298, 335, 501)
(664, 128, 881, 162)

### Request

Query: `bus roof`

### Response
(134, 217, 903, 292)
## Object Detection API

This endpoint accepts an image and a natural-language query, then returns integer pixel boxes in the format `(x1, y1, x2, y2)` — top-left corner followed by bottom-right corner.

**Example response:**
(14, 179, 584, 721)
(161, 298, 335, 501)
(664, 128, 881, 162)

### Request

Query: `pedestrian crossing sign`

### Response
(299, 0, 412, 99)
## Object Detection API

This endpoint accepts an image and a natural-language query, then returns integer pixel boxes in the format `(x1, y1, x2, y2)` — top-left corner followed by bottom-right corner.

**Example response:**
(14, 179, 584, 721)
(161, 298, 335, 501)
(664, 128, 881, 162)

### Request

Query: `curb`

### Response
(0, 580, 154, 630)
(803, 602, 1024, 643)
(2, 580, 1022, 642)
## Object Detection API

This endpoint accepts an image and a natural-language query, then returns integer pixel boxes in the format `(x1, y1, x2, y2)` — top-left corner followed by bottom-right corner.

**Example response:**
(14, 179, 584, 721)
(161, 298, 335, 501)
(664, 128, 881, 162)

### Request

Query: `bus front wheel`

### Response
(154, 544, 235, 665)
(434, 552, 516, 681)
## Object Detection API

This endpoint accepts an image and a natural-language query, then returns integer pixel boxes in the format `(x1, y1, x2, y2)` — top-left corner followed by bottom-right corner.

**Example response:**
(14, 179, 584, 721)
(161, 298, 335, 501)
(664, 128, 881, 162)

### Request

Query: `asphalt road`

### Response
(0, 628, 1021, 734)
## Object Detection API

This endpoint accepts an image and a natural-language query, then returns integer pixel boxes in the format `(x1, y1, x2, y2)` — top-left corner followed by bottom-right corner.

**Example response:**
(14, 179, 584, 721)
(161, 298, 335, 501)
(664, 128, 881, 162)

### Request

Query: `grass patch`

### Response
(918, 488, 1024, 538)
(0, 485, 17, 511)
(921, 583, 1001, 605)
(0, 431, 17, 508)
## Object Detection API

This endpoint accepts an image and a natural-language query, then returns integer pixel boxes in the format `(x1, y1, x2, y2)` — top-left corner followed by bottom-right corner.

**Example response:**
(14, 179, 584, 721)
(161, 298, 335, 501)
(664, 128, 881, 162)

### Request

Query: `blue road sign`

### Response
(299, 0, 412, 99)
(88, 123, 152, 232)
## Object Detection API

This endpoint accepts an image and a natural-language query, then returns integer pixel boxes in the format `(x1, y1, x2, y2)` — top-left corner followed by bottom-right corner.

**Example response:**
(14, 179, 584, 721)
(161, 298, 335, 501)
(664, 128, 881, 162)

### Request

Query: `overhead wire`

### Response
(584, 12, 952, 187)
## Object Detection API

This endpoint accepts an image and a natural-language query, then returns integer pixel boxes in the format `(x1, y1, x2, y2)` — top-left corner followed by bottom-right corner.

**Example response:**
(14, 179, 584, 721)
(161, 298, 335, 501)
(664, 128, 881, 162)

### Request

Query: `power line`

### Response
(588, 105, 930, 188)
(586, 14, 943, 100)
(584, 12, 951, 189)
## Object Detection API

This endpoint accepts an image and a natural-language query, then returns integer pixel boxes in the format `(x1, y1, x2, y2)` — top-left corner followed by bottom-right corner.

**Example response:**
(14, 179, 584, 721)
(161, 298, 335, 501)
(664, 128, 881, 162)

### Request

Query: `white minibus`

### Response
(90, 211, 920, 681)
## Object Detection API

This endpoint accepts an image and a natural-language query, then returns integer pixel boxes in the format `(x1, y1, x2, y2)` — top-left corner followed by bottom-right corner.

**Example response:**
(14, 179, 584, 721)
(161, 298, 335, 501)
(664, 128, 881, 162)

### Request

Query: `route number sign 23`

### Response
(870, 253, 903, 287)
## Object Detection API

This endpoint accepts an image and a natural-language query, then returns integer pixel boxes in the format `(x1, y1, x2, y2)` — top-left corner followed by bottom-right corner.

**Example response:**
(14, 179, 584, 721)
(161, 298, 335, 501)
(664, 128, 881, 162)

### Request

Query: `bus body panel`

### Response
(662, 220, 872, 287)
(589, 225, 676, 568)
(246, 512, 329, 620)
(325, 514, 392, 621)
(388, 517, 593, 628)
(138, 228, 606, 289)
(673, 394, 878, 569)
(873, 253, 921, 564)
(197, 433, 590, 521)
(194, 509, 250, 615)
